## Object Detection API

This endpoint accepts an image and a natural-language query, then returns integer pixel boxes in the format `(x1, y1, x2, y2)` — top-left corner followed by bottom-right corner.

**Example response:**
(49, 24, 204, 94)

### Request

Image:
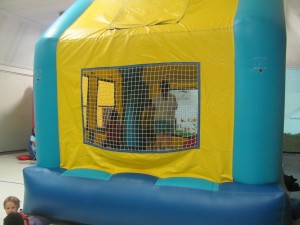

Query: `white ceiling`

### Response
(0, 0, 76, 29)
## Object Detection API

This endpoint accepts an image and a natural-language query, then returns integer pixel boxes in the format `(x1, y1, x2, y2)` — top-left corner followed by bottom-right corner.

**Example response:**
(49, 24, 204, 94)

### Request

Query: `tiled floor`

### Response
(0, 151, 299, 225)
(0, 152, 71, 225)
(284, 153, 300, 200)
(284, 153, 300, 225)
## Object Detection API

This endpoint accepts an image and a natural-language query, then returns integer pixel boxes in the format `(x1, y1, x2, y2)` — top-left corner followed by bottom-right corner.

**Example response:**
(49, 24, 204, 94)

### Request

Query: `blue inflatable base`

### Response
(23, 166, 292, 225)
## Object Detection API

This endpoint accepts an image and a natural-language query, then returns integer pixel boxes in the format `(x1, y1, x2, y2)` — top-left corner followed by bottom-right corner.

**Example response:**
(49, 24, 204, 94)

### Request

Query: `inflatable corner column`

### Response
(34, 0, 94, 167)
(233, 0, 286, 184)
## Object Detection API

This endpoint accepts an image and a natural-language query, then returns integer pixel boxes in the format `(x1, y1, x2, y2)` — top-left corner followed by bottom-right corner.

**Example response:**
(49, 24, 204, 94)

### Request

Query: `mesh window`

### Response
(81, 62, 200, 152)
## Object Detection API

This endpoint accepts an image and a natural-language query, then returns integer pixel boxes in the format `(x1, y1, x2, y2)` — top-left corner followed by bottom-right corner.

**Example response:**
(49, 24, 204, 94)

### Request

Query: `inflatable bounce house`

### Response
(23, 0, 291, 224)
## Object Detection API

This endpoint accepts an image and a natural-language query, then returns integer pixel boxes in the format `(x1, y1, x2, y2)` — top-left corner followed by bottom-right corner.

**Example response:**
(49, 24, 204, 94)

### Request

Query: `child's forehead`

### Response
(5, 201, 17, 206)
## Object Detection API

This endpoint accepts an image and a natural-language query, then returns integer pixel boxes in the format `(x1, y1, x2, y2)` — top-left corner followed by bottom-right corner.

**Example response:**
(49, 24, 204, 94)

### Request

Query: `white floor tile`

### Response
(0, 152, 34, 225)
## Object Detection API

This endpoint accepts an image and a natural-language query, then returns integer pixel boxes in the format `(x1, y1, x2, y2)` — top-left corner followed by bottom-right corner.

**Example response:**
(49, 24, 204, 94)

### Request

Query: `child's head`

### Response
(3, 196, 20, 215)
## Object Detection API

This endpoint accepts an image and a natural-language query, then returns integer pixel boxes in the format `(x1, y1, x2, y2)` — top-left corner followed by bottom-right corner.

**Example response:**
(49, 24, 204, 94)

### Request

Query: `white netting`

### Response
(81, 63, 199, 152)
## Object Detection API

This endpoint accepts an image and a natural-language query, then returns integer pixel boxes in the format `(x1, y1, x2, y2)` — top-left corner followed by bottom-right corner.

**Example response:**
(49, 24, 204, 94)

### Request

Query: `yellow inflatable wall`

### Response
(57, 0, 237, 183)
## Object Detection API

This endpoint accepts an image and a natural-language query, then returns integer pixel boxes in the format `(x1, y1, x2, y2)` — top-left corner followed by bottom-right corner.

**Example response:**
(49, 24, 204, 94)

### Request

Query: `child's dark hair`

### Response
(110, 109, 119, 120)
(160, 80, 170, 97)
(160, 80, 170, 90)
(3, 212, 24, 225)
(146, 99, 153, 107)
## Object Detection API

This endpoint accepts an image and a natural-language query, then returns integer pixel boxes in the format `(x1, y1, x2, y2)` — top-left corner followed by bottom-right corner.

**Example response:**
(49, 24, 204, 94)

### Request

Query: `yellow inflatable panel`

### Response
(57, 0, 237, 182)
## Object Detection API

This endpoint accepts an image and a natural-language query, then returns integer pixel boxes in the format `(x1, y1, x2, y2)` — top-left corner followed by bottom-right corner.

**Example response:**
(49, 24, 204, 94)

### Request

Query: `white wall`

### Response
(284, 0, 300, 68)
(0, 65, 33, 151)
(284, 68, 300, 134)
(0, 10, 43, 152)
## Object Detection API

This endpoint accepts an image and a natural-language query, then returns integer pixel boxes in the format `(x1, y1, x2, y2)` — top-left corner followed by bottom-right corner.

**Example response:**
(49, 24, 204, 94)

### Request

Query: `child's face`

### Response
(4, 201, 18, 214)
